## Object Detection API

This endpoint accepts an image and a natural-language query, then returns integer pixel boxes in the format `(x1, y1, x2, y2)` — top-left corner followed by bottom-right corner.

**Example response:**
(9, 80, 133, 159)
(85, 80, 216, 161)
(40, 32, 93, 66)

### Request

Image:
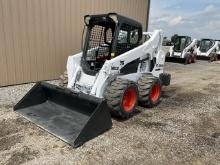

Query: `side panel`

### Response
(120, 59, 140, 74)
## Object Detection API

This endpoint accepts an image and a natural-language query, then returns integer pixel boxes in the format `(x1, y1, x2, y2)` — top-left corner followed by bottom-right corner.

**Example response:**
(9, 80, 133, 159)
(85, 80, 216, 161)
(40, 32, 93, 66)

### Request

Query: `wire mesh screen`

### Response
(86, 25, 113, 62)
(116, 23, 140, 56)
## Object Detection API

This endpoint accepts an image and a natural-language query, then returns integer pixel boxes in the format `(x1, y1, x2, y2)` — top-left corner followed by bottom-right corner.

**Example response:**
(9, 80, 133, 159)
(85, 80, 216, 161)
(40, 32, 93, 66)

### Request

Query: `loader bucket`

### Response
(196, 55, 211, 61)
(197, 54, 220, 62)
(165, 56, 186, 64)
(14, 82, 112, 148)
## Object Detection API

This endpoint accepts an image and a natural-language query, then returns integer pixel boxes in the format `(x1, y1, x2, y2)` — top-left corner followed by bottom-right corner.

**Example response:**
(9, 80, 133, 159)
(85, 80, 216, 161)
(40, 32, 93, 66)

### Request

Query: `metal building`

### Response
(0, 0, 150, 86)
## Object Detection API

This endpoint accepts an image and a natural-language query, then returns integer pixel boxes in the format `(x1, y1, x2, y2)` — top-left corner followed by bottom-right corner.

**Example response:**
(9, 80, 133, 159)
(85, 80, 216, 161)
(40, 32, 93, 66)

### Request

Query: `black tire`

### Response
(159, 73, 171, 86)
(185, 54, 192, 65)
(209, 53, 218, 62)
(191, 53, 197, 63)
(138, 73, 162, 108)
(104, 79, 138, 119)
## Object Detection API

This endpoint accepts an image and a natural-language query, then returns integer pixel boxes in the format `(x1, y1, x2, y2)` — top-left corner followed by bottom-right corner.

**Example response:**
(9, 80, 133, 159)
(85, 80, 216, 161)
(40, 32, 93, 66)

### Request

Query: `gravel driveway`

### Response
(0, 61, 219, 165)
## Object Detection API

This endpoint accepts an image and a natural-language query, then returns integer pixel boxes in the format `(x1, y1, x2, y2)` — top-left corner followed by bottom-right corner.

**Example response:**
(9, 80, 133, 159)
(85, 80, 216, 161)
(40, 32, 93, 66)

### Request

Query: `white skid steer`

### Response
(216, 40, 220, 59)
(14, 13, 171, 147)
(166, 35, 197, 64)
(196, 39, 219, 61)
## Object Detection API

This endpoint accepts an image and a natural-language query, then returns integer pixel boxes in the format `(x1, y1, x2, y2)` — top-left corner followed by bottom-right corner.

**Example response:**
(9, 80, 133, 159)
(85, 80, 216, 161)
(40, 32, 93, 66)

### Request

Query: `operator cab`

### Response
(199, 39, 215, 53)
(172, 35, 192, 52)
(81, 13, 142, 75)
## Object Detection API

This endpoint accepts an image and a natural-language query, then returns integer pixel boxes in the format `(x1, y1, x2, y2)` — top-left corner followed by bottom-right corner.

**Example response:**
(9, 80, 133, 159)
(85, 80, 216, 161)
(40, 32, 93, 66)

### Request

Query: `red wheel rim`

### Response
(122, 87, 137, 112)
(150, 84, 161, 102)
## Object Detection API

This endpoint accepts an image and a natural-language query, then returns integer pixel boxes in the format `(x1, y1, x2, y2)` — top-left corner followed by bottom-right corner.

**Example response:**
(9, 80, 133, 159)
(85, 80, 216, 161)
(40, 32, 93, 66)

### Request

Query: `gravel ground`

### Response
(0, 61, 220, 165)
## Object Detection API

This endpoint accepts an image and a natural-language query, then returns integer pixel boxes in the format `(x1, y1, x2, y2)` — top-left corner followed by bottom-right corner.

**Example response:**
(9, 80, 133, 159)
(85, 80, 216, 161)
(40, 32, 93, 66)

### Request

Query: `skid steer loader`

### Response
(14, 13, 171, 148)
(196, 39, 219, 61)
(215, 40, 220, 60)
(165, 35, 197, 64)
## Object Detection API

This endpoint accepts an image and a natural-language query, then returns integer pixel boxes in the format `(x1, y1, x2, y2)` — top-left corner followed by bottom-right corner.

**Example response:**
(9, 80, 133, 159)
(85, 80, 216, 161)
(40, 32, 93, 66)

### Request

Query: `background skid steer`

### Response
(15, 13, 171, 147)
(196, 39, 219, 62)
(165, 34, 197, 64)
(216, 40, 220, 60)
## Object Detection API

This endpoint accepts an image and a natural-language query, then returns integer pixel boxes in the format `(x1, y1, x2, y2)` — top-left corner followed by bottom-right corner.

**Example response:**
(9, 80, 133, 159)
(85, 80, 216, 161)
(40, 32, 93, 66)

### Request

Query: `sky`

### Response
(149, 0, 220, 40)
